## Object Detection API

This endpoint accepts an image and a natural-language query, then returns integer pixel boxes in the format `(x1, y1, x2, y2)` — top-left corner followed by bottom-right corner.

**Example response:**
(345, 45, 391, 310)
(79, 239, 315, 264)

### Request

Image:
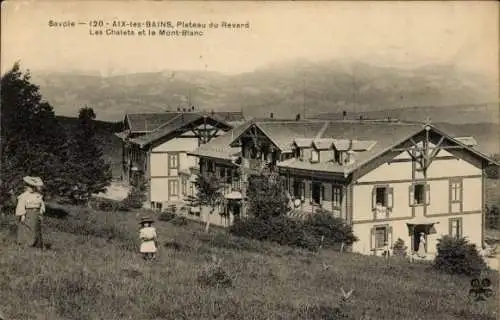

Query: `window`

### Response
(371, 225, 393, 250)
(220, 167, 226, 178)
(311, 182, 322, 204)
(449, 218, 463, 239)
(293, 180, 304, 199)
(450, 178, 462, 203)
(168, 153, 179, 169)
(334, 150, 341, 163)
(169, 180, 179, 196)
(376, 187, 386, 206)
(311, 150, 319, 163)
(409, 183, 430, 206)
(332, 186, 342, 209)
(372, 186, 393, 209)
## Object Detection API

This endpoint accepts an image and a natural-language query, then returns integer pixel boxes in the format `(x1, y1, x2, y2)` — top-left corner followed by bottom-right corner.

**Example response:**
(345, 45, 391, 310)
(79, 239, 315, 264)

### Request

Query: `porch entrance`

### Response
(412, 225, 428, 252)
(406, 217, 439, 261)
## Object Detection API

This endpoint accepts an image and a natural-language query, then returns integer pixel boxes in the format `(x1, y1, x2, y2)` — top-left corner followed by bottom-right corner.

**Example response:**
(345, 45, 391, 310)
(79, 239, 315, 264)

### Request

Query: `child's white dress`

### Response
(139, 227, 157, 253)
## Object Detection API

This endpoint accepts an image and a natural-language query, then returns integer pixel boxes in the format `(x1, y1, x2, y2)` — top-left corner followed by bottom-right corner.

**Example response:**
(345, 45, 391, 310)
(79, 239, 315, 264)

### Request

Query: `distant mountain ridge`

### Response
(28, 59, 498, 124)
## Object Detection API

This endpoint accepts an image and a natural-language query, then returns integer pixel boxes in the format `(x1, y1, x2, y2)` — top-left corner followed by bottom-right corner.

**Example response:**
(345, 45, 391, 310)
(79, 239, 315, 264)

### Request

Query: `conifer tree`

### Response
(0, 62, 69, 208)
(64, 107, 112, 204)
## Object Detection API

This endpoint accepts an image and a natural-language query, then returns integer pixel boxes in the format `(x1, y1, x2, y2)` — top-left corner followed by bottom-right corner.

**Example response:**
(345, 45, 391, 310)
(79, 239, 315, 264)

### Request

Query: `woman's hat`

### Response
(23, 176, 44, 188)
(139, 216, 154, 225)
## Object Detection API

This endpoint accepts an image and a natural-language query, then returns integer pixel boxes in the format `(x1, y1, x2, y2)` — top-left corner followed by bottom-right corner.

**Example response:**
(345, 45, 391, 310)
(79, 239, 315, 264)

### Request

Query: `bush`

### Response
(197, 256, 233, 288)
(392, 238, 407, 257)
(434, 236, 487, 276)
(486, 205, 500, 229)
(229, 215, 319, 251)
(158, 211, 176, 222)
(303, 209, 358, 248)
(122, 186, 146, 209)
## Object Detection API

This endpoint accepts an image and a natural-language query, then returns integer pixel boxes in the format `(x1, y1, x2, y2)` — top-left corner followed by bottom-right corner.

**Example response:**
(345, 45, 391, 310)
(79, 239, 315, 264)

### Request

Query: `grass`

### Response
(0, 204, 498, 320)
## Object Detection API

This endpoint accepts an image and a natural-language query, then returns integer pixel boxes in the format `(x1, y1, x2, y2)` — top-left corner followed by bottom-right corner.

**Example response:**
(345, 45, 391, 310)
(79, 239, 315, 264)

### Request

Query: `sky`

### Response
(1, 1, 499, 77)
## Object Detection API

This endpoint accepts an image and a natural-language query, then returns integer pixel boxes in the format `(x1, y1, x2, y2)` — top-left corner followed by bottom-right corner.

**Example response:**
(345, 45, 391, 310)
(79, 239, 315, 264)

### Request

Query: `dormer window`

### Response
(295, 147, 301, 159)
(311, 149, 319, 163)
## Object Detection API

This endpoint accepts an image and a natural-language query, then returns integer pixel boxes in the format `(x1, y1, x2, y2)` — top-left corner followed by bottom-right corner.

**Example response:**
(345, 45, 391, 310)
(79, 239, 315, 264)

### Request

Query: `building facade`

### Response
(189, 118, 498, 256)
(115, 111, 245, 211)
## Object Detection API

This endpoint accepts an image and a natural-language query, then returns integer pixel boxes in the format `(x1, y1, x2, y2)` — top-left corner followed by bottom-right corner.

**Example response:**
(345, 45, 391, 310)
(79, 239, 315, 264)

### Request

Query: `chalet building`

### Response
(189, 118, 498, 257)
(115, 111, 245, 211)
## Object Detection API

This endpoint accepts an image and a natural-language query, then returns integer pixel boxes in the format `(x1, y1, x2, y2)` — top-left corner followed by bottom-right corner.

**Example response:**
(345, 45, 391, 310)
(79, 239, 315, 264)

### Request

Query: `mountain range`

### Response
(29, 59, 498, 123)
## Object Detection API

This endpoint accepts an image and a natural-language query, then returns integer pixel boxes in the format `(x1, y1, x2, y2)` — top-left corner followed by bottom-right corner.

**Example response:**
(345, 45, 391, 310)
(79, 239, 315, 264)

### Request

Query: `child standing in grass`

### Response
(139, 217, 157, 261)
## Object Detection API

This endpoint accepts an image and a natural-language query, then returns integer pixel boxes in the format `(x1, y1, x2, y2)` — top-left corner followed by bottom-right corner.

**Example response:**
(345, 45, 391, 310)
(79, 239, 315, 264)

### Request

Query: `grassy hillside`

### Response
(0, 204, 497, 320)
(29, 60, 498, 123)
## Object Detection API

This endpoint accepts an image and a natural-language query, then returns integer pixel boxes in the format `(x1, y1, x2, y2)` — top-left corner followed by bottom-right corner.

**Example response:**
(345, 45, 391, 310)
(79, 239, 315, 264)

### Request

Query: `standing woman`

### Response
(417, 232, 427, 258)
(16, 176, 45, 248)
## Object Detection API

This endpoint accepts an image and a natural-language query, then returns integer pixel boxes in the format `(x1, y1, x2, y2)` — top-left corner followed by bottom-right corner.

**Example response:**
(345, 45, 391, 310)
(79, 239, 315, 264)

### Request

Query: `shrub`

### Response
(486, 205, 500, 230)
(197, 256, 233, 288)
(434, 235, 487, 276)
(122, 186, 146, 209)
(229, 215, 318, 251)
(392, 238, 408, 257)
(158, 211, 176, 222)
(303, 209, 358, 248)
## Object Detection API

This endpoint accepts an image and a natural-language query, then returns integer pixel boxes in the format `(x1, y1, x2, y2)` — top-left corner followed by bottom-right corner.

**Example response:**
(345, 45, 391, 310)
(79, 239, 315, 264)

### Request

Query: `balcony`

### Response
(242, 158, 276, 172)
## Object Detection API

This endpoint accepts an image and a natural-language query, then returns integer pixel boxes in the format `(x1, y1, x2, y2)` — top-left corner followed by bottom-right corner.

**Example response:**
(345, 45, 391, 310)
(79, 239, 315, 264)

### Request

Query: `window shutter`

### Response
(459, 218, 463, 238)
(425, 184, 431, 206)
(448, 218, 452, 236)
(370, 227, 375, 251)
(305, 181, 310, 200)
(289, 177, 294, 195)
(409, 185, 414, 207)
(372, 187, 376, 210)
(387, 187, 394, 211)
(388, 226, 393, 246)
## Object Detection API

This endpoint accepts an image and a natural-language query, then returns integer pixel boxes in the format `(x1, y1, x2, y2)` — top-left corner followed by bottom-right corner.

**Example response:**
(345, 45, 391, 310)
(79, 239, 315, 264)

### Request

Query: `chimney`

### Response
(270, 112, 274, 119)
(342, 110, 347, 120)
(296, 114, 301, 121)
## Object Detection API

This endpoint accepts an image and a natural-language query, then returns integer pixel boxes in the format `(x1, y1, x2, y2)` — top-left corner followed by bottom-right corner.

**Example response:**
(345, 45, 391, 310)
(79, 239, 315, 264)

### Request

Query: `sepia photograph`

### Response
(1, 1, 499, 319)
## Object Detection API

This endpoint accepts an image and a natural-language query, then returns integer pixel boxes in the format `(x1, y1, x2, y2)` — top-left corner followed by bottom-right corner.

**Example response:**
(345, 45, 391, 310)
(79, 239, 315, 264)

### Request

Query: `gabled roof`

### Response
(188, 122, 250, 161)
(294, 138, 314, 148)
(278, 122, 424, 174)
(127, 112, 233, 148)
(189, 118, 499, 175)
(125, 111, 244, 133)
(312, 138, 335, 150)
(230, 120, 327, 152)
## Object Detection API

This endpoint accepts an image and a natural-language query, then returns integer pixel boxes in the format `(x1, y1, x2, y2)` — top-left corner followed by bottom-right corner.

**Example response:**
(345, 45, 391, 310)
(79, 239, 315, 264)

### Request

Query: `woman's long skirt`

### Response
(17, 208, 42, 247)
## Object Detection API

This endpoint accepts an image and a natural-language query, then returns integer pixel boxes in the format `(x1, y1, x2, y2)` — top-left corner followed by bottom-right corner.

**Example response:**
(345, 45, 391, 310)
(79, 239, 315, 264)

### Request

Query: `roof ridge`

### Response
(149, 113, 184, 133)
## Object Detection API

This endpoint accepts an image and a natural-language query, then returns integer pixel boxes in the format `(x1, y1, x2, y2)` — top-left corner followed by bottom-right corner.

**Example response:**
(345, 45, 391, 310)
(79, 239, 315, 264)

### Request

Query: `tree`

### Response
(186, 172, 224, 232)
(0, 62, 70, 208)
(63, 106, 112, 204)
(246, 171, 290, 219)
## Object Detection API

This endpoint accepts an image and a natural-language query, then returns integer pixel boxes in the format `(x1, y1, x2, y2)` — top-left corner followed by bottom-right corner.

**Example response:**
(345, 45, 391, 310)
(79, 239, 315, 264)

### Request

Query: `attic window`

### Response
(311, 149, 319, 163)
